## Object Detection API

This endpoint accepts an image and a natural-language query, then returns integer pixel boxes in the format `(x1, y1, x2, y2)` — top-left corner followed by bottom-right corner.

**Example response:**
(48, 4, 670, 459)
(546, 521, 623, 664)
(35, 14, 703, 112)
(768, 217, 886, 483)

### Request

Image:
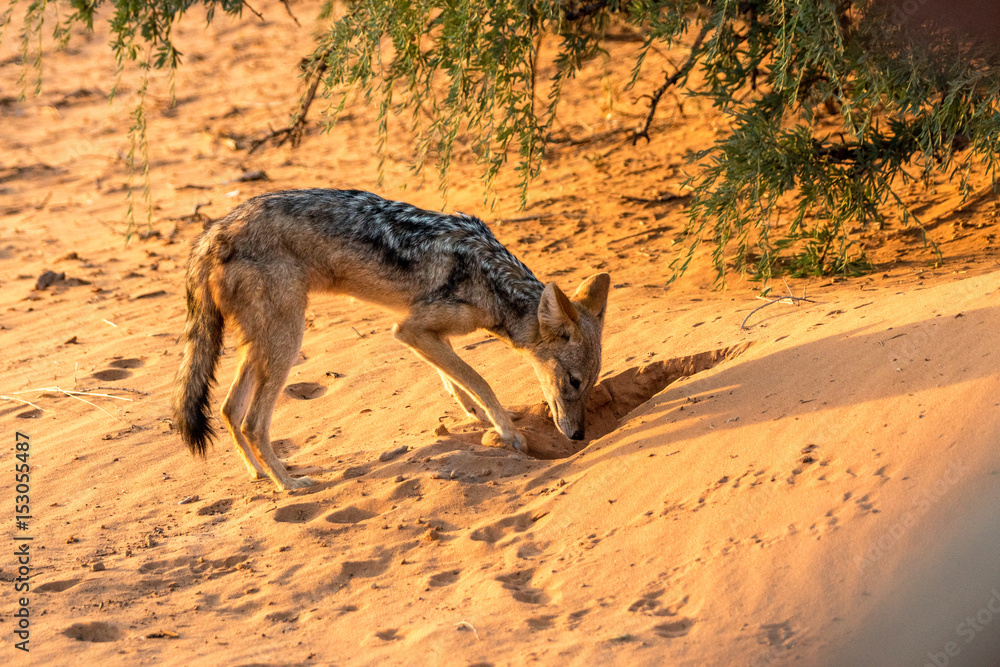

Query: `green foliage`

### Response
(5, 1, 1000, 276)
(673, 1, 1000, 281)
(1, 0, 247, 238)
(312, 0, 612, 204)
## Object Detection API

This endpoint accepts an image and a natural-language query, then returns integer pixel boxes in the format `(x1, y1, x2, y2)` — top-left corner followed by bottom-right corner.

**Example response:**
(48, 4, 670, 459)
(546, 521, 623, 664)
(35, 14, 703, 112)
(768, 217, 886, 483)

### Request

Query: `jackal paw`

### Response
(282, 475, 317, 490)
(482, 429, 527, 453)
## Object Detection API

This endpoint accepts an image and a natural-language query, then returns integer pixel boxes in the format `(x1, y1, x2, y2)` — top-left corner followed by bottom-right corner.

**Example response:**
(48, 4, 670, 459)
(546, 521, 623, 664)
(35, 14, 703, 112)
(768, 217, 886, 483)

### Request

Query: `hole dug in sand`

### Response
(503, 343, 751, 460)
(285, 382, 327, 400)
(63, 621, 121, 643)
(273, 502, 323, 523)
(109, 357, 144, 369)
(34, 578, 81, 593)
(91, 368, 132, 381)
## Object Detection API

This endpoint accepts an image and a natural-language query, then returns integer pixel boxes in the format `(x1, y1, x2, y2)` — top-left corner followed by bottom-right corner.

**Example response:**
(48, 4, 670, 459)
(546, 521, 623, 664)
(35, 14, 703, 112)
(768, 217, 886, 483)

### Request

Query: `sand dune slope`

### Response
(4, 268, 997, 666)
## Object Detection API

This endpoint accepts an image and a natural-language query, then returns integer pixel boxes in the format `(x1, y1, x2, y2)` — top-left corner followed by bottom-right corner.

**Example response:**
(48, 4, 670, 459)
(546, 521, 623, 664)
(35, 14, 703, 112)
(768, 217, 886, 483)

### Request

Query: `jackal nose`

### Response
(569, 429, 584, 441)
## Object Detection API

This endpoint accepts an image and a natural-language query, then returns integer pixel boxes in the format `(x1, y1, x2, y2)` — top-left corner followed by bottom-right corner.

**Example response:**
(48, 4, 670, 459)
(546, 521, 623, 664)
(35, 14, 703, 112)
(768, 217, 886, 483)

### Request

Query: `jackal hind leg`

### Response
(394, 320, 525, 452)
(438, 369, 488, 422)
(220, 347, 267, 480)
(237, 300, 316, 491)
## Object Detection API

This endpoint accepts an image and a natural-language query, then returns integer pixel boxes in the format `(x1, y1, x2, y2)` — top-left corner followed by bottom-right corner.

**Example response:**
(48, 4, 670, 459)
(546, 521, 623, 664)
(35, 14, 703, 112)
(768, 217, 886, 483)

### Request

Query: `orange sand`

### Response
(2, 3, 1000, 665)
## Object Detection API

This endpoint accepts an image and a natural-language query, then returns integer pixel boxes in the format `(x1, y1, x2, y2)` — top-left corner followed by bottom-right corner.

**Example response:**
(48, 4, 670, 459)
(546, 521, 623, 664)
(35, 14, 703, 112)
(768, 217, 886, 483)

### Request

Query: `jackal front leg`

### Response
(394, 323, 525, 452)
(438, 370, 489, 422)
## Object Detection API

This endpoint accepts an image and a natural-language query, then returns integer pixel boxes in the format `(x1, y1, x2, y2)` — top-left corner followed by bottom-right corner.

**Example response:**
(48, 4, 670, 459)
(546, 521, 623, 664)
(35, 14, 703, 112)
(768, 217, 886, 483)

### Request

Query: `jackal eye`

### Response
(568, 375, 581, 390)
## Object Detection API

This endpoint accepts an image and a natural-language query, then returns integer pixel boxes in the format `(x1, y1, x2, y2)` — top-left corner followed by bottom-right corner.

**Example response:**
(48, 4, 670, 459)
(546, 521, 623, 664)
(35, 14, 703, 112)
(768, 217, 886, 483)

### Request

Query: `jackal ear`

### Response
(572, 273, 611, 320)
(538, 282, 580, 340)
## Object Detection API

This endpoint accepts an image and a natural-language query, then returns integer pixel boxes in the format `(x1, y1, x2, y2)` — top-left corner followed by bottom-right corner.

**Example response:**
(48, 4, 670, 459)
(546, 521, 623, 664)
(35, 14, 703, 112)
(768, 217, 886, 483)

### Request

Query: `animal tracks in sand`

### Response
(340, 554, 392, 581)
(759, 620, 795, 648)
(196, 498, 234, 516)
(653, 617, 696, 638)
(63, 621, 122, 643)
(109, 358, 144, 369)
(496, 569, 549, 605)
(91, 357, 144, 381)
(325, 504, 381, 524)
(522, 607, 596, 633)
(624, 586, 700, 639)
(527, 614, 558, 631)
(627, 590, 691, 617)
(470, 511, 534, 544)
(35, 578, 81, 593)
(90, 368, 130, 381)
(284, 381, 327, 400)
(261, 609, 300, 623)
(567, 608, 591, 630)
(133, 553, 250, 598)
(427, 569, 461, 587)
(273, 502, 323, 523)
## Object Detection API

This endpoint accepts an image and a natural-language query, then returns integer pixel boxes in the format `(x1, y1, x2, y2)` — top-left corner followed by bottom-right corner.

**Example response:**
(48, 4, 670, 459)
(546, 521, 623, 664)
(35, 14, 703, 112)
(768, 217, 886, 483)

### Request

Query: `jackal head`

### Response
(526, 273, 611, 441)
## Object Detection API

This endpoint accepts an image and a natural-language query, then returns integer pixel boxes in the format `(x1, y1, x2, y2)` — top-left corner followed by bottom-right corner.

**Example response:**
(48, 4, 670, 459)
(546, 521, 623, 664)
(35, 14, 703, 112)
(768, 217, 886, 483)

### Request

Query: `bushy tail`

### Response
(172, 255, 224, 457)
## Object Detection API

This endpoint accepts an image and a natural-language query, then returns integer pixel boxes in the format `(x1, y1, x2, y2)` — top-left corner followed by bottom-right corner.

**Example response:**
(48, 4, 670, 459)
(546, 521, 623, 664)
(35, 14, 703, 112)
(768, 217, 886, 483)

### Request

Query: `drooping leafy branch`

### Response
(5, 1, 1000, 277)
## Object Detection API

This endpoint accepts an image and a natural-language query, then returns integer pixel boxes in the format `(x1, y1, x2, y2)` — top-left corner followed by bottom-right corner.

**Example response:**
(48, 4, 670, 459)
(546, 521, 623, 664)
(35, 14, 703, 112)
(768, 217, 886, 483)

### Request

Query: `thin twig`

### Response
(279, 0, 300, 25)
(456, 621, 481, 640)
(608, 225, 674, 245)
(548, 127, 629, 147)
(619, 193, 691, 205)
(69, 394, 123, 421)
(250, 48, 332, 153)
(740, 294, 817, 330)
(494, 213, 554, 223)
(0, 395, 49, 412)
(633, 23, 711, 145)
(92, 386, 150, 396)
(5, 386, 133, 422)
(242, 0, 264, 21)
(9, 387, 134, 401)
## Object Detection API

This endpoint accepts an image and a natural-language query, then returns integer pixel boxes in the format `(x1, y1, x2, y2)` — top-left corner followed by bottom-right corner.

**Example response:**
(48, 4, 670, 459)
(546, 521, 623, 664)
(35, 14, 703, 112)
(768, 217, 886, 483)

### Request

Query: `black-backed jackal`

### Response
(173, 189, 610, 490)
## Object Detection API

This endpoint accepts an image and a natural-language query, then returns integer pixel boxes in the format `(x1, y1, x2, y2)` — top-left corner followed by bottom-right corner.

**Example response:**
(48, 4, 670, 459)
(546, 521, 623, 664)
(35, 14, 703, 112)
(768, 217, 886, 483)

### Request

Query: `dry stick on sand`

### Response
(608, 224, 674, 245)
(456, 621, 481, 640)
(494, 212, 554, 224)
(3, 387, 133, 423)
(619, 192, 691, 205)
(740, 280, 817, 330)
(0, 395, 49, 413)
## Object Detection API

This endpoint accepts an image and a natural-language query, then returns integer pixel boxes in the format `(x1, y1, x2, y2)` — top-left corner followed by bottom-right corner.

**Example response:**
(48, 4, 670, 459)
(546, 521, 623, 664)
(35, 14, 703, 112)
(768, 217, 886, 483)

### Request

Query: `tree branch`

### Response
(565, 0, 611, 21)
(279, 0, 300, 26)
(633, 23, 711, 145)
(250, 49, 331, 153)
